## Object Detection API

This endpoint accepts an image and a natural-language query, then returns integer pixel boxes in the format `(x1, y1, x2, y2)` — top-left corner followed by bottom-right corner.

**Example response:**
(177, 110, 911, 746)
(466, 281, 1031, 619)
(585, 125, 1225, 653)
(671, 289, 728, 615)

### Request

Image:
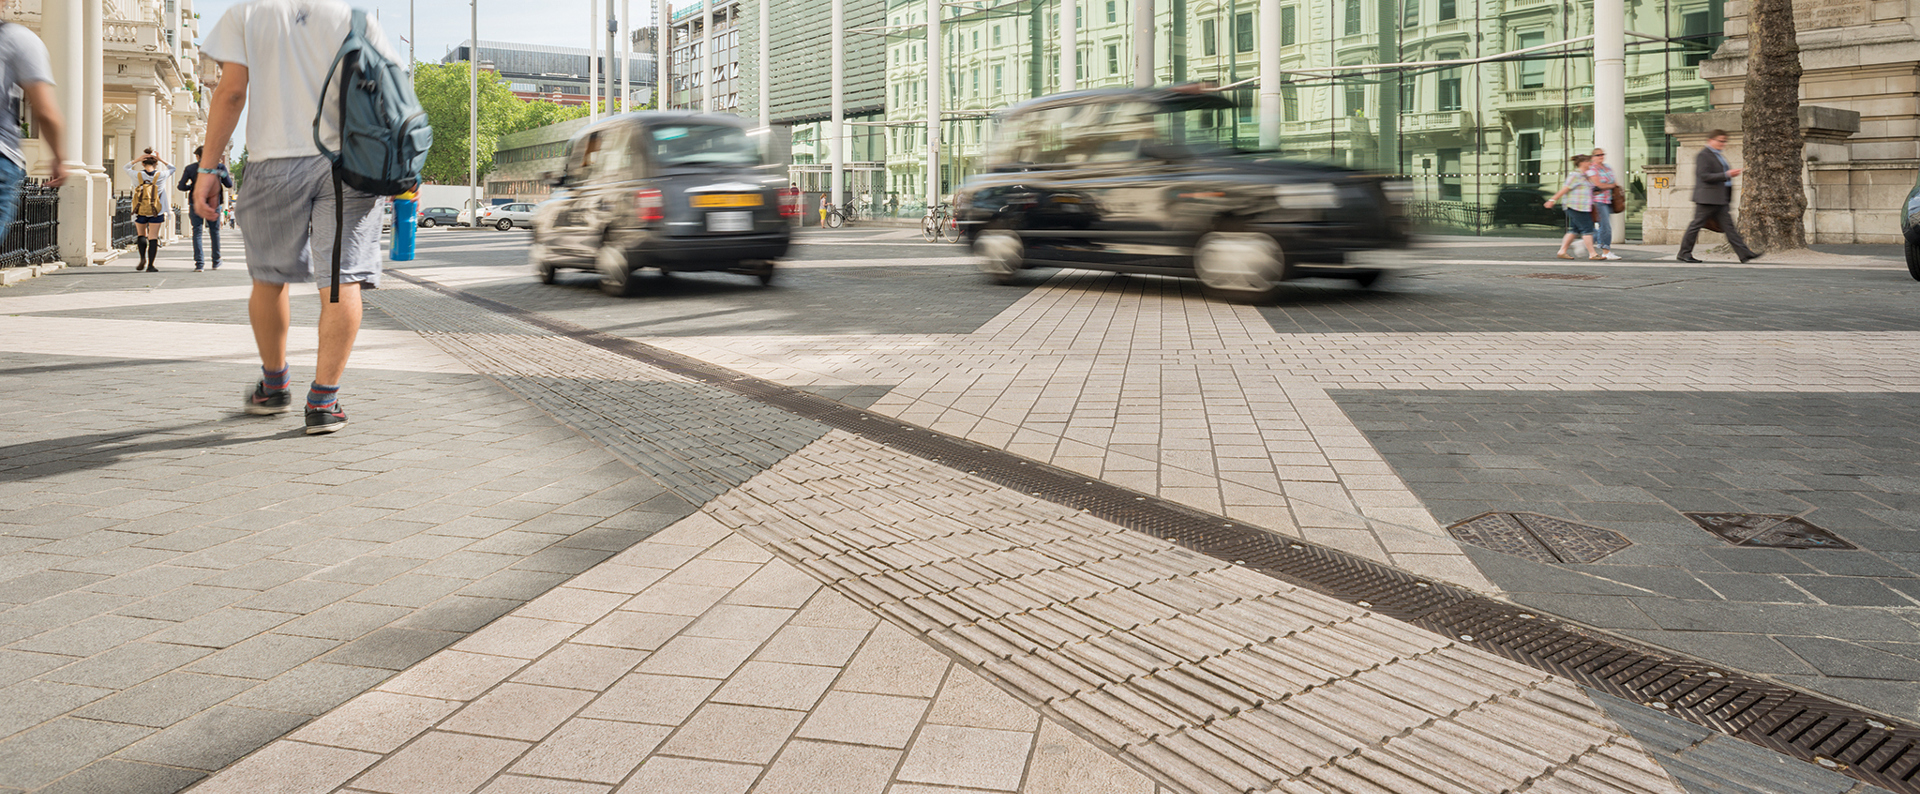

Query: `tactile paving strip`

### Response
(389, 268, 1920, 794)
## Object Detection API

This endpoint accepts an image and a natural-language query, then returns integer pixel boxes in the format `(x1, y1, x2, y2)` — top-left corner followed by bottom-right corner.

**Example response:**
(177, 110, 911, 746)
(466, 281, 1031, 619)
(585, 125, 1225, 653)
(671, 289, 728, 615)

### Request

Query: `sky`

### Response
(192, 0, 665, 149)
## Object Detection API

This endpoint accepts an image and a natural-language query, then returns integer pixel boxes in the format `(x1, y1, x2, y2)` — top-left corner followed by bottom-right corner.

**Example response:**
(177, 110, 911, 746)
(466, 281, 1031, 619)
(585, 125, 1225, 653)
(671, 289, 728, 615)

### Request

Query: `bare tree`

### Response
(1739, 0, 1807, 250)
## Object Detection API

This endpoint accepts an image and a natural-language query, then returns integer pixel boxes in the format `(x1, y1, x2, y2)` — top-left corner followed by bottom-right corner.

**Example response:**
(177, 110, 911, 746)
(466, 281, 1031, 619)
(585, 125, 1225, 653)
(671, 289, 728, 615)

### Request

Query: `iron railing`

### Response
(0, 182, 60, 269)
(111, 192, 135, 250)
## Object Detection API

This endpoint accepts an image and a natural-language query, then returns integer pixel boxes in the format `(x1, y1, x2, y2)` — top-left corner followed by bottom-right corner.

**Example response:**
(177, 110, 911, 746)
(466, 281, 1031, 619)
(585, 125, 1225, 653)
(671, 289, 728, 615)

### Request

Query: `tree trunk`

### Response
(1740, 0, 1807, 250)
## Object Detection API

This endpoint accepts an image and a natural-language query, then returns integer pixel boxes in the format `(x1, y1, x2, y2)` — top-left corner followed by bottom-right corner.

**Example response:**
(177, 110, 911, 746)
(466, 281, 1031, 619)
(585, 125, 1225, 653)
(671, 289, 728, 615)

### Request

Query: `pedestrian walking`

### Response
(1544, 154, 1600, 260)
(195, 0, 403, 435)
(1585, 148, 1622, 260)
(126, 149, 173, 271)
(175, 145, 231, 271)
(1677, 129, 1760, 263)
(0, 7, 66, 231)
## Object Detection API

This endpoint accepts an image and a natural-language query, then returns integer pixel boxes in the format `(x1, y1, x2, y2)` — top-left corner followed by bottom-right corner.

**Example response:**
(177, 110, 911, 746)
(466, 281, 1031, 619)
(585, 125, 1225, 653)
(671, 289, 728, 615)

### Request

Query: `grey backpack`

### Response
(312, 9, 431, 300)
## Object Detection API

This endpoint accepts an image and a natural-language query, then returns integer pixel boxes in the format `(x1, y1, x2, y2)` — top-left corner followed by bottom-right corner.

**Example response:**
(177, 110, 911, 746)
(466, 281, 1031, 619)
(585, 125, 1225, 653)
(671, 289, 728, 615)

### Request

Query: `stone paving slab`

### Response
(0, 245, 703, 792)
(1334, 388, 1920, 720)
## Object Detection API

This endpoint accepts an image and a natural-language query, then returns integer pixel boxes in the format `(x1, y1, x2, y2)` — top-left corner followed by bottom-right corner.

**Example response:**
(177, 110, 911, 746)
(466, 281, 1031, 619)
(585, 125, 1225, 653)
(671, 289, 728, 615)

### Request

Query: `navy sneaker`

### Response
(304, 403, 347, 435)
(244, 381, 291, 415)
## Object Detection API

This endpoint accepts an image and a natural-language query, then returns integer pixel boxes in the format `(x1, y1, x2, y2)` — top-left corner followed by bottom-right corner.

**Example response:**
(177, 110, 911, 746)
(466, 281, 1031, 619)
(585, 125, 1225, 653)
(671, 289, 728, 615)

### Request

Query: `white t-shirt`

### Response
(200, 0, 400, 162)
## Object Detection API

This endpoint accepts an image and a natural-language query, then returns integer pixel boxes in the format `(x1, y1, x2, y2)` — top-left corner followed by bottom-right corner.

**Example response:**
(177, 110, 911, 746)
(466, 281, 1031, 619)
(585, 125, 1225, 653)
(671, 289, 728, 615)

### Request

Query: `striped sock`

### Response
(306, 383, 340, 411)
(262, 365, 290, 391)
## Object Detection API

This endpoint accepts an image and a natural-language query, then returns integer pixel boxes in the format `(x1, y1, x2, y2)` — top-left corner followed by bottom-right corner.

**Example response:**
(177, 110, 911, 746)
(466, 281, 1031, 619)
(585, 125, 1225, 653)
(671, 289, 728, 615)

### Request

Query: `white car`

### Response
(477, 202, 538, 231)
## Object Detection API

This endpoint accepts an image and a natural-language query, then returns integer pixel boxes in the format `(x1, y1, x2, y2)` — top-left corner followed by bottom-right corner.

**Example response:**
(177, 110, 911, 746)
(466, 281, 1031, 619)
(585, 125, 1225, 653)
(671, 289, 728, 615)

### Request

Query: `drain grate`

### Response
(1684, 512, 1857, 550)
(1448, 512, 1632, 564)
(1516, 272, 1605, 280)
(394, 270, 1920, 794)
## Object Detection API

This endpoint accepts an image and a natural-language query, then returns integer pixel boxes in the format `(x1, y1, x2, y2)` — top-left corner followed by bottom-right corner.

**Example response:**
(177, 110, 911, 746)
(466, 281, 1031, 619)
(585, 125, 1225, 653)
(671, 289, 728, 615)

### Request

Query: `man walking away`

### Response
(177, 145, 231, 271)
(1677, 129, 1761, 264)
(195, 0, 397, 435)
(0, 8, 67, 229)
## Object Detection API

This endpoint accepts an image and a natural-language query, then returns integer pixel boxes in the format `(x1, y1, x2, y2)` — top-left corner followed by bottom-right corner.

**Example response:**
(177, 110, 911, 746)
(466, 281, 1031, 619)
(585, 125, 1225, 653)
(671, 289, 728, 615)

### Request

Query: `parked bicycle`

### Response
(921, 202, 955, 242)
(822, 196, 867, 229)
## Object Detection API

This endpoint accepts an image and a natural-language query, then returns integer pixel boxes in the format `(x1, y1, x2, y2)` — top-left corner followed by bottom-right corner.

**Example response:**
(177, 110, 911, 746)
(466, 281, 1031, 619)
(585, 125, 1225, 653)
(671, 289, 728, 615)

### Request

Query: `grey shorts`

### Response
(236, 156, 383, 290)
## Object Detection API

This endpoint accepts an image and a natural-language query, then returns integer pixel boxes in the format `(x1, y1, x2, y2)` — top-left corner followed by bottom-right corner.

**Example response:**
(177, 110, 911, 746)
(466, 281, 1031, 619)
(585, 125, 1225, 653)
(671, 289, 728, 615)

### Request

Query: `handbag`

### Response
(1702, 213, 1723, 234)
(1610, 190, 1626, 213)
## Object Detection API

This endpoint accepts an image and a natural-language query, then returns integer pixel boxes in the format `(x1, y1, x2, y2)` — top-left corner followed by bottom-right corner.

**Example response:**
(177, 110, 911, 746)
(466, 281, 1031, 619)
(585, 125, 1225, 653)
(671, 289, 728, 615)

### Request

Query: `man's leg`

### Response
(1720, 205, 1757, 260)
(242, 280, 295, 414)
(1593, 204, 1613, 251)
(1677, 203, 1713, 258)
(191, 215, 205, 268)
(210, 217, 222, 267)
(313, 282, 362, 389)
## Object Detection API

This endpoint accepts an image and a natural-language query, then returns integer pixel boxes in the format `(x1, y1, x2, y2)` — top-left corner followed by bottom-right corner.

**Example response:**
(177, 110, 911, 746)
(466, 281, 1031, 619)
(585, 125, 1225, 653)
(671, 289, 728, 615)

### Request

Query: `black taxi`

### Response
(530, 112, 800, 296)
(952, 86, 1410, 301)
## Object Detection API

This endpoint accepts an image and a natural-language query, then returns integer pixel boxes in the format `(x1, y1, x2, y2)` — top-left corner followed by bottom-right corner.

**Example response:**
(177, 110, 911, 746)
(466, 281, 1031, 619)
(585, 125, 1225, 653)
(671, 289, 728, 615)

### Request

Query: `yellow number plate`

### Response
(691, 194, 763, 208)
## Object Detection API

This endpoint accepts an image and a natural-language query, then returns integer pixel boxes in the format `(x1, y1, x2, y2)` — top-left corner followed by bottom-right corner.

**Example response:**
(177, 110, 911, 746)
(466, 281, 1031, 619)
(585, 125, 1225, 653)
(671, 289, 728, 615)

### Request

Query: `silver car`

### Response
(478, 202, 538, 231)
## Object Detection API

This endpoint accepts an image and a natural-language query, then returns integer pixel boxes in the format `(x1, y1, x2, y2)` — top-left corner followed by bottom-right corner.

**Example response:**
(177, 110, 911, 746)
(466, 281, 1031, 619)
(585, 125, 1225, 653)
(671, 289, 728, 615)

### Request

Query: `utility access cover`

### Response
(1682, 512, 1857, 550)
(1447, 512, 1632, 564)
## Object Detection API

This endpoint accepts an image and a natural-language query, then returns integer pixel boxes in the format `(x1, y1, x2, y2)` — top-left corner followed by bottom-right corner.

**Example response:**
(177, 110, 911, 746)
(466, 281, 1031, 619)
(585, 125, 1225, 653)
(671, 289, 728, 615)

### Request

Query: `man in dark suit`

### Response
(1677, 129, 1760, 263)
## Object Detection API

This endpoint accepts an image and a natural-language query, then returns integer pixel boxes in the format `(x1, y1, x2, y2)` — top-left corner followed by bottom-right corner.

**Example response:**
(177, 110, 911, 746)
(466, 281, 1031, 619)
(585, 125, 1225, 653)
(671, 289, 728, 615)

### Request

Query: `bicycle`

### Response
(921, 202, 954, 242)
(822, 196, 866, 229)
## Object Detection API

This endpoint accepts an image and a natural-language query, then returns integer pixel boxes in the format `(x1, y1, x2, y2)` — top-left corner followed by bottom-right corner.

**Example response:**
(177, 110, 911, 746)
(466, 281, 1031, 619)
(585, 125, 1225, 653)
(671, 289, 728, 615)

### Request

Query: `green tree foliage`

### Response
(412, 61, 527, 185)
(413, 61, 647, 186)
(230, 147, 248, 188)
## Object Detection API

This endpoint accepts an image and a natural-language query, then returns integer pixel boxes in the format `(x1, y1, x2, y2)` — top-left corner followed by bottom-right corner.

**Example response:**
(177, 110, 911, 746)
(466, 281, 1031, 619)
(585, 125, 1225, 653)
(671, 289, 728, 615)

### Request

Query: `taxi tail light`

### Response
(778, 188, 801, 218)
(636, 189, 665, 222)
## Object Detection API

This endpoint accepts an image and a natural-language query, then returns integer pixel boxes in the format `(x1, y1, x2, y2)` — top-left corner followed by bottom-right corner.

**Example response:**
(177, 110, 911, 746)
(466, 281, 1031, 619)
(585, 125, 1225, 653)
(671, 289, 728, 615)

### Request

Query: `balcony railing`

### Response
(0, 183, 59, 269)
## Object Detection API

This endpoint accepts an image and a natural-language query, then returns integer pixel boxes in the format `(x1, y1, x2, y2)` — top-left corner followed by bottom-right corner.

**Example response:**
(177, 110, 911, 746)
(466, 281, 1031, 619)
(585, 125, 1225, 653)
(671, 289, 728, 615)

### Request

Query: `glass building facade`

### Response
(862, 0, 1720, 234)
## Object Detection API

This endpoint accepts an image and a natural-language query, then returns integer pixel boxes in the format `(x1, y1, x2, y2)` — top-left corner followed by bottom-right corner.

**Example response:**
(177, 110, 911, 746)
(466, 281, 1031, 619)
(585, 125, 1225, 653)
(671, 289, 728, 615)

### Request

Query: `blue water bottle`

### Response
(391, 193, 418, 261)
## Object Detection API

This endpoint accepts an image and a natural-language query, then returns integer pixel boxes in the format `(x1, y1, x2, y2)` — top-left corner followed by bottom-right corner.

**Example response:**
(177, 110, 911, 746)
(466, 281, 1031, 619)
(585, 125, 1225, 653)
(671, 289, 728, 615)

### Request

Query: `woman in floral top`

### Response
(1584, 149, 1622, 259)
(1544, 154, 1600, 260)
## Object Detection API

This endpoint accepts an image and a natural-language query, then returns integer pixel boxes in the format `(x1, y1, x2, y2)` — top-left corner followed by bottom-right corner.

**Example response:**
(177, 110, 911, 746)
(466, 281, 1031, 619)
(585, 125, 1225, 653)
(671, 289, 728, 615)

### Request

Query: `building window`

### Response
(1681, 10, 1713, 66)
(1517, 30, 1546, 88)
(972, 31, 980, 49)
(992, 25, 1001, 46)
(972, 68, 980, 95)
(1281, 82, 1298, 121)
(1344, 0, 1362, 35)
(1517, 130, 1544, 184)
(1398, 76, 1416, 112)
(1107, 43, 1120, 74)
(1402, 0, 1418, 27)
(1202, 18, 1216, 56)
(1344, 81, 1365, 116)
(1438, 0, 1455, 20)
(1107, 0, 1117, 23)
(1278, 8, 1295, 47)
(1438, 148, 1462, 200)
(1438, 55, 1462, 110)
(1238, 12, 1256, 51)
(994, 64, 1003, 92)
(1077, 50, 1087, 79)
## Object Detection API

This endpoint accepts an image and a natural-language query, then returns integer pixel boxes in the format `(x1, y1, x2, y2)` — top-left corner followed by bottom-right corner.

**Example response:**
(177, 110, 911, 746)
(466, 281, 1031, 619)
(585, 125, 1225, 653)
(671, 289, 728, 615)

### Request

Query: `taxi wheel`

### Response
(529, 238, 556, 284)
(597, 243, 642, 297)
(1193, 231, 1286, 303)
(974, 227, 1024, 285)
(750, 260, 776, 286)
(419, 217, 436, 228)
(496, 219, 513, 231)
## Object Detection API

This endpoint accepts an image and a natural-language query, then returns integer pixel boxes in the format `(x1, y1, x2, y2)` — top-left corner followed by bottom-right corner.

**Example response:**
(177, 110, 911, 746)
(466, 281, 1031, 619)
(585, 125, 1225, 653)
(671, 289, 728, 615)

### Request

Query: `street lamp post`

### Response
(590, 0, 601, 121)
(1061, 0, 1075, 91)
(469, 0, 477, 228)
(621, 0, 631, 112)
(925, 0, 939, 211)
(830, 0, 843, 208)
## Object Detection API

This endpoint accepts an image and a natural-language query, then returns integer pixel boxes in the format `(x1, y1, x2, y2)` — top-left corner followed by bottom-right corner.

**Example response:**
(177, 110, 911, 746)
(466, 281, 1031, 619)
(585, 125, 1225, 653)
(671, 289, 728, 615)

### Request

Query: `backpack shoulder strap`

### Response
(309, 10, 368, 161)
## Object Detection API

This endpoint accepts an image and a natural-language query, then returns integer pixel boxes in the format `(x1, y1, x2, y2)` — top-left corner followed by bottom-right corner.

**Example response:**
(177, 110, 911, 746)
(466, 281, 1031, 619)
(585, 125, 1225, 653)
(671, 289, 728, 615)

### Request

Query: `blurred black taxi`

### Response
(952, 85, 1410, 301)
(530, 112, 800, 297)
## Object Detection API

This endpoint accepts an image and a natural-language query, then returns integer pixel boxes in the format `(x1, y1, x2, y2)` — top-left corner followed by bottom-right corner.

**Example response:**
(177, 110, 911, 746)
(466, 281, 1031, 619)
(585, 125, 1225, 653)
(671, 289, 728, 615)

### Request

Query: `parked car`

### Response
(529, 112, 799, 296)
(1904, 168, 1919, 280)
(380, 200, 393, 232)
(951, 85, 1409, 301)
(417, 206, 460, 228)
(1491, 184, 1563, 228)
(477, 202, 538, 231)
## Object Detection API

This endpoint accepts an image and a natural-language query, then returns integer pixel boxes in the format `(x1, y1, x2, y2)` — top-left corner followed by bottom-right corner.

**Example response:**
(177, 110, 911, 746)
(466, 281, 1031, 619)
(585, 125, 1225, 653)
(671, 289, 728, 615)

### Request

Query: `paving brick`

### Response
(795, 690, 930, 748)
(227, 661, 392, 716)
(321, 626, 463, 670)
(0, 717, 154, 790)
(39, 640, 212, 689)
(613, 757, 762, 794)
(511, 643, 644, 691)
(350, 731, 530, 794)
(505, 718, 671, 783)
(30, 758, 205, 794)
(896, 723, 1036, 792)
(186, 633, 342, 679)
(289, 691, 463, 753)
(116, 705, 310, 771)
(635, 634, 761, 679)
(72, 671, 255, 728)
(657, 702, 804, 764)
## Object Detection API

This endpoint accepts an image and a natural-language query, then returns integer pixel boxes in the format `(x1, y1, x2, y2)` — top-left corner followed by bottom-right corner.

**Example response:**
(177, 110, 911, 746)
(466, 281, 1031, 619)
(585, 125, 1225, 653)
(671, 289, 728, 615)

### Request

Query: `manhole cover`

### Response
(1683, 512, 1856, 550)
(1515, 273, 1605, 281)
(1447, 512, 1632, 564)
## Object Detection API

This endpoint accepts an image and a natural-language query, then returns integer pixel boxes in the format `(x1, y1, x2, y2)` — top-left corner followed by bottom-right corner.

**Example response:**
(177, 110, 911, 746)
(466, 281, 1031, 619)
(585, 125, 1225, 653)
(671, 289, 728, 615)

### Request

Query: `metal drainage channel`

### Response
(395, 271, 1920, 794)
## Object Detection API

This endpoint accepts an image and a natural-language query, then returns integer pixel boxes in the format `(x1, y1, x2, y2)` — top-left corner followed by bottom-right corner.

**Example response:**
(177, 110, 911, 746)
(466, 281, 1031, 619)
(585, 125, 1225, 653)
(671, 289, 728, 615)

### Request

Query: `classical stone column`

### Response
(46, 0, 94, 263)
(85, 0, 109, 252)
(114, 128, 134, 190)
